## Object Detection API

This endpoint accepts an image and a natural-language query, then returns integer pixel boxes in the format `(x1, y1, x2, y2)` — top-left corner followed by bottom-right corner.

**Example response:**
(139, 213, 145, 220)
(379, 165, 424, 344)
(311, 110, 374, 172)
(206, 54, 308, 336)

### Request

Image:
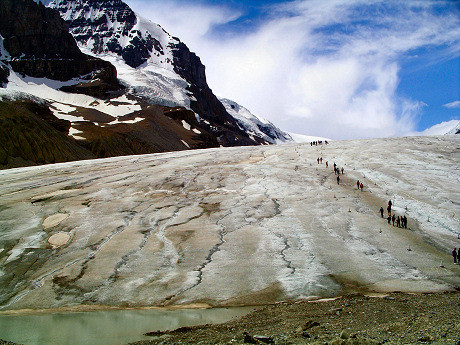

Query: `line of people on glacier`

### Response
(379, 199, 408, 229)
(314, 147, 457, 267)
(316, 157, 345, 185)
(316, 155, 410, 230)
(311, 140, 328, 146)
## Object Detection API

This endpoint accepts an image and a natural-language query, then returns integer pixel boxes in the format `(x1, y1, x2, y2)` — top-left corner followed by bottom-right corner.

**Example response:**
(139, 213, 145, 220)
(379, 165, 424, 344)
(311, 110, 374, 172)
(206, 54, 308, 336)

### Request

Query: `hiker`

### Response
(452, 248, 457, 264)
(320, 157, 323, 164)
(356, 180, 360, 189)
(392, 214, 395, 226)
(317, 157, 320, 164)
(457, 249, 460, 264)
(388, 200, 392, 208)
(341, 167, 344, 174)
(326, 161, 328, 168)
(360, 182, 363, 191)
(379, 207, 384, 218)
(403, 215, 407, 228)
(337, 175, 340, 184)
(396, 216, 401, 228)
(387, 205, 391, 215)
(387, 215, 391, 224)
(310, 142, 313, 146)
(334, 162, 337, 169)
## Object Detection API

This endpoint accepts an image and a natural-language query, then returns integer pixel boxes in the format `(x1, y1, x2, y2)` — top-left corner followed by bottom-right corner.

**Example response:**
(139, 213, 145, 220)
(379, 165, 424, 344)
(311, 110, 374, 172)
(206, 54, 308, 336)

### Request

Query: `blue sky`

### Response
(47, 0, 460, 139)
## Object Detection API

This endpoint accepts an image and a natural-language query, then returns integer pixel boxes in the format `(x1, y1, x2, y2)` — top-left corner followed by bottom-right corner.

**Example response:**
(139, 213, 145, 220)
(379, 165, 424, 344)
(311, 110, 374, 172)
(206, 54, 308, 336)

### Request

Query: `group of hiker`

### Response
(311, 140, 327, 146)
(379, 200, 408, 228)
(311, 143, 458, 267)
(316, 157, 345, 185)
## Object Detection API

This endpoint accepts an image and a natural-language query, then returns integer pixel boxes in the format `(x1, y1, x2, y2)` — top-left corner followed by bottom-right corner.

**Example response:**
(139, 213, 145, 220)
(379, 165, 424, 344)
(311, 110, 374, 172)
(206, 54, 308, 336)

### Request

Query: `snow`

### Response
(181, 120, 191, 130)
(220, 98, 291, 144)
(414, 120, 460, 136)
(107, 117, 144, 125)
(286, 132, 331, 143)
(2, 69, 142, 119)
(68, 127, 85, 140)
(83, 47, 191, 109)
(0, 136, 458, 310)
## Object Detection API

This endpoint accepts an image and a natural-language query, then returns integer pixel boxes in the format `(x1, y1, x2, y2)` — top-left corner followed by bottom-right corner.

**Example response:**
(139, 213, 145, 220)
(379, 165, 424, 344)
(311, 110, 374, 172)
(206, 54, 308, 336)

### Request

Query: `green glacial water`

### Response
(0, 306, 255, 345)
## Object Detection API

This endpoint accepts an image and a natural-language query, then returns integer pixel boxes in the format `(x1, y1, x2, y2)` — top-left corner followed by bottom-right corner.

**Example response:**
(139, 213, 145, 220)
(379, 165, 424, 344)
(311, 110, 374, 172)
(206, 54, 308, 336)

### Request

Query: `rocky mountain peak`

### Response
(49, 0, 175, 69)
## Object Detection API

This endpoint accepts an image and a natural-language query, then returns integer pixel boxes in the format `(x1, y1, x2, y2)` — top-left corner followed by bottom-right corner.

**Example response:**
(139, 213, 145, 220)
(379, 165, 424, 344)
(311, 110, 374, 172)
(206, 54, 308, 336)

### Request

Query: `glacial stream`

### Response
(0, 306, 256, 345)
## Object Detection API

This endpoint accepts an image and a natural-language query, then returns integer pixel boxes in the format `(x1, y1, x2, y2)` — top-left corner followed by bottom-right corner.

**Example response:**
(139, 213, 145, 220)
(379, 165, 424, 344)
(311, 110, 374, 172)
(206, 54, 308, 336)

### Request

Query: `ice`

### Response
(0, 136, 458, 310)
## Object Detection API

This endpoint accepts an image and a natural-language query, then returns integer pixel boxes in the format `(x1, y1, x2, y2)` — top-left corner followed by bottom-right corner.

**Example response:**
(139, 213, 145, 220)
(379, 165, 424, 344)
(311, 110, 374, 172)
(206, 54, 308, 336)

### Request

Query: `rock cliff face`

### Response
(49, 0, 261, 146)
(0, 0, 121, 96)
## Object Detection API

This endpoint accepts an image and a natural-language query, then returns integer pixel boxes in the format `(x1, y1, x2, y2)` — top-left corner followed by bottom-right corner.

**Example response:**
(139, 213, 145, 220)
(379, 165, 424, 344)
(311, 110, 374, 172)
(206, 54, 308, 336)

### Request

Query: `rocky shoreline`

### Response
(130, 291, 459, 345)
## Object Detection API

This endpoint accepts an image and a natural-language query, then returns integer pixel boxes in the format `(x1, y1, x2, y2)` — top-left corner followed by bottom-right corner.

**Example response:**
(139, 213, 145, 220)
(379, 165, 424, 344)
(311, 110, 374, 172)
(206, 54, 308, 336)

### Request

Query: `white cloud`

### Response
(443, 101, 460, 109)
(125, 0, 460, 139)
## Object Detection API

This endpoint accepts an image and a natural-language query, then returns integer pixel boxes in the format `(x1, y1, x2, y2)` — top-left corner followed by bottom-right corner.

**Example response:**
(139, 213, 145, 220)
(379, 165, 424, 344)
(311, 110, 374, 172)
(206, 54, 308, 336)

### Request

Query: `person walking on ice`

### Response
(360, 182, 363, 191)
(356, 180, 360, 189)
(337, 175, 340, 184)
(379, 207, 384, 218)
(452, 248, 457, 264)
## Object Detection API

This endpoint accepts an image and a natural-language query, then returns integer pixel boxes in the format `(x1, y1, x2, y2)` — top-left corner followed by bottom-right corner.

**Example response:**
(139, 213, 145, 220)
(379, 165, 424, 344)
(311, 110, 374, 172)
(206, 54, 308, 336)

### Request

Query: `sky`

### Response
(46, 0, 460, 139)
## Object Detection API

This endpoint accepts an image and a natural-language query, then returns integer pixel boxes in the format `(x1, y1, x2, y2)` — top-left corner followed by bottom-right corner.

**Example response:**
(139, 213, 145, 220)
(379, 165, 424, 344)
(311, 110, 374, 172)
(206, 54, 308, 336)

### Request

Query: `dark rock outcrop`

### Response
(172, 42, 258, 147)
(0, 0, 121, 96)
(0, 63, 9, 87)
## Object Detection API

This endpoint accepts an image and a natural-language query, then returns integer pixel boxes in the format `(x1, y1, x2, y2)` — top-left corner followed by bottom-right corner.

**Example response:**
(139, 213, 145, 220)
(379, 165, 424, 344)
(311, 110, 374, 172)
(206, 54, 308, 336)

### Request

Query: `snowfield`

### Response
(0, 136, 458, 311)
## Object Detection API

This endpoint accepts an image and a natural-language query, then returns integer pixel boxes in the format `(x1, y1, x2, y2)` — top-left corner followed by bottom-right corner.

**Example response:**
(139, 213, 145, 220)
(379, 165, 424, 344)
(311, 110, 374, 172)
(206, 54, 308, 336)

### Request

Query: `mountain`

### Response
(0, 0, 286, 169)
(220, 98, 292, 144)
(48, 0, 268, 147)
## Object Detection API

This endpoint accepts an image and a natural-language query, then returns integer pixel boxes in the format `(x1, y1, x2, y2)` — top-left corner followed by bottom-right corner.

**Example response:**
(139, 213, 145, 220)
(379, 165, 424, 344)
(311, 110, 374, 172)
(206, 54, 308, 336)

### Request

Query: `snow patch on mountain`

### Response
(220, 98, 292, 144)
(1, 69, 141, 120)
(287, 132, 331, 143)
